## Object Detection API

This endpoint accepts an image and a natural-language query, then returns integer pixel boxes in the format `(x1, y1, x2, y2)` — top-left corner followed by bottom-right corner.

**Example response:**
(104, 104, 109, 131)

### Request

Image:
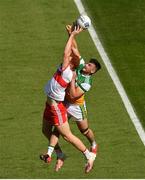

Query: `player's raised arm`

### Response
(66, 25, 81, 60)
(62, 26, 82, 70)
(66, 25, 78, 49)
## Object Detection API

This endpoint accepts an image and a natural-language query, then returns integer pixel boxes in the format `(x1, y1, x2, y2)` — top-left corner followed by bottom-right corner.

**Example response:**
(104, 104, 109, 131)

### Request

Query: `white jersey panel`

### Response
(81, 83, 91, 92)
(80, 58, 85, 65)
(45, 65, 73, 101)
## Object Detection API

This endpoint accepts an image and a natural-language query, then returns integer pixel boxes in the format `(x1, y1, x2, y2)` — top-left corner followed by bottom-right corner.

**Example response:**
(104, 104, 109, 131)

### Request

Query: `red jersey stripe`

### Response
(53, 70, 68, 88)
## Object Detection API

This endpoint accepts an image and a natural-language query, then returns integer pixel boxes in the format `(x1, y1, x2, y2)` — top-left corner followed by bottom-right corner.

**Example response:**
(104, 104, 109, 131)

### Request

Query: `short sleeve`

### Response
(79, 83, 91, 92)
(62, 65, 73, 83)
(80, 57, 85, 65)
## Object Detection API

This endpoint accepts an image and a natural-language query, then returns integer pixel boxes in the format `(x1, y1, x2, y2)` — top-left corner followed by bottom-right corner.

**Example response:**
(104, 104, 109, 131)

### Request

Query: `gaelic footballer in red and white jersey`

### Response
(45, 65, 73, 102)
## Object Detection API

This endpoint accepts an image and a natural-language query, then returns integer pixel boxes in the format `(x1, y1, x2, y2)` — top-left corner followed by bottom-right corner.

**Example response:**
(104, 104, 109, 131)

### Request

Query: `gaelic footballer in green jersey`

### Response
(65, 57, 101, 158)
(66, 57, 101, 106)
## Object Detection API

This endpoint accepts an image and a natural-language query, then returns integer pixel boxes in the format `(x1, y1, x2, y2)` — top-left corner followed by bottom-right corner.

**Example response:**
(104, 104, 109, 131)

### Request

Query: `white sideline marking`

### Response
(74, 0, 145, 146)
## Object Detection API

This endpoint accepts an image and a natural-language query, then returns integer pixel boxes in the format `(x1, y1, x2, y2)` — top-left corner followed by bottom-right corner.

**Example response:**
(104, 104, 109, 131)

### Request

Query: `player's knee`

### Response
(62, 133, 73, 143)
(80, 127, 90, 136)
(42, 128, 48, 138)
(42, 126, 50, 137)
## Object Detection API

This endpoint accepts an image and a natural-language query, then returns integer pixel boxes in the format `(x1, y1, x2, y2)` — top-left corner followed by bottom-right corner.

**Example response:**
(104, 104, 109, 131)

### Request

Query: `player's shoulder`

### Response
(76, 57, 85, 71)
(79, 82, 91, 92)
(80, 57, 85, 65)
(62, 65, 73, 81)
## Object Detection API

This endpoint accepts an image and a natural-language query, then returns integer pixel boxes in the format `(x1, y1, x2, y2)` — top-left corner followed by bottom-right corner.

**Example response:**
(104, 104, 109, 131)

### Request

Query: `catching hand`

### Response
(71, 26, 83, 36)
(66, 25, 72, 35)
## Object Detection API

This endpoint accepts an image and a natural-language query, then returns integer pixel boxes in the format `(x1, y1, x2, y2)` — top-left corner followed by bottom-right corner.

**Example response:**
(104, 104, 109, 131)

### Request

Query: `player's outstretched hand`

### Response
(71, 26, 83, 36)
(66, 25, 72, 35)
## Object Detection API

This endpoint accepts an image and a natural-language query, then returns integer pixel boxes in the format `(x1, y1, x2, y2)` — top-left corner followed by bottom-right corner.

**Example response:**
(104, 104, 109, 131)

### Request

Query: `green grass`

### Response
(83, 0, 145, 128)
(0, 0, 145, 178)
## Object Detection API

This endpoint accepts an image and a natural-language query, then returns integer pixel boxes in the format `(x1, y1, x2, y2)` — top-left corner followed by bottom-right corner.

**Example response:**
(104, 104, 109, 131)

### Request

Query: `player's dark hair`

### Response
(89, 58, 101, 74)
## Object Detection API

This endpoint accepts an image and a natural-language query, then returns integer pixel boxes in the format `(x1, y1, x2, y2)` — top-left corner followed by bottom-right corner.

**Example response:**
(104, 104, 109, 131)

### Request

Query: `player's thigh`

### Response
(56, 121, 72, 137)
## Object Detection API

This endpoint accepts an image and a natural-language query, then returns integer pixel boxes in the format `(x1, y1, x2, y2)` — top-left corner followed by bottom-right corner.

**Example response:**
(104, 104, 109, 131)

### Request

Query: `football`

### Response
(76, 15, 91, 29)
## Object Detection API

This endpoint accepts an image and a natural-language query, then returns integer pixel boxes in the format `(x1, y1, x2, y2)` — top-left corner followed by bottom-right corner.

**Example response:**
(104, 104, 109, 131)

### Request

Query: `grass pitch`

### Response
(0, 0, 145, 178)
(83, 0, 145, 128)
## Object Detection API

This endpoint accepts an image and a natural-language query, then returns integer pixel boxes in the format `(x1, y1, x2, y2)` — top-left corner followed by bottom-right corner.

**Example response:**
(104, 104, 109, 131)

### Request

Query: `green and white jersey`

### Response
(75, 58, 92, 92)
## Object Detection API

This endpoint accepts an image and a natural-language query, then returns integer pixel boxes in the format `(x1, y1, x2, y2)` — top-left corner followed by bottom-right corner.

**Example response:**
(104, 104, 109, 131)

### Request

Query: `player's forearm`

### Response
(62, 34, 74, 70)
(69, 80, 81, 98)
(63, 34, 74, 59)
(67, 31, 80, 61)
(71, 46, 80, 59)
(70, 34, 79, 53)
(67, 26, 78, 50)
(72, 38, 78, 49)
(70, 33, 80, 58)
(63, 26, 82, 69)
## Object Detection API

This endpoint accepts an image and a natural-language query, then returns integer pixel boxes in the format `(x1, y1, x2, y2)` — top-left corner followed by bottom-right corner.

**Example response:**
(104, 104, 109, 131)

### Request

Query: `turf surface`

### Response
(0, 0, 145, 178)
(83, 0, 145, 128)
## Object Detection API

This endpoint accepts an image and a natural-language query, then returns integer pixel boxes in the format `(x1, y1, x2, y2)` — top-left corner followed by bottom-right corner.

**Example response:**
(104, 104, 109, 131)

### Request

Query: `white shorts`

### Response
(65, 102, 87, 121)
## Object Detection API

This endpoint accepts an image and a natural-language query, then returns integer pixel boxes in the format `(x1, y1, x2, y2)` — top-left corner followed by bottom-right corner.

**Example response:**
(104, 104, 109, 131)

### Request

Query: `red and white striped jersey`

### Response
(45, 65, 73, 101)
